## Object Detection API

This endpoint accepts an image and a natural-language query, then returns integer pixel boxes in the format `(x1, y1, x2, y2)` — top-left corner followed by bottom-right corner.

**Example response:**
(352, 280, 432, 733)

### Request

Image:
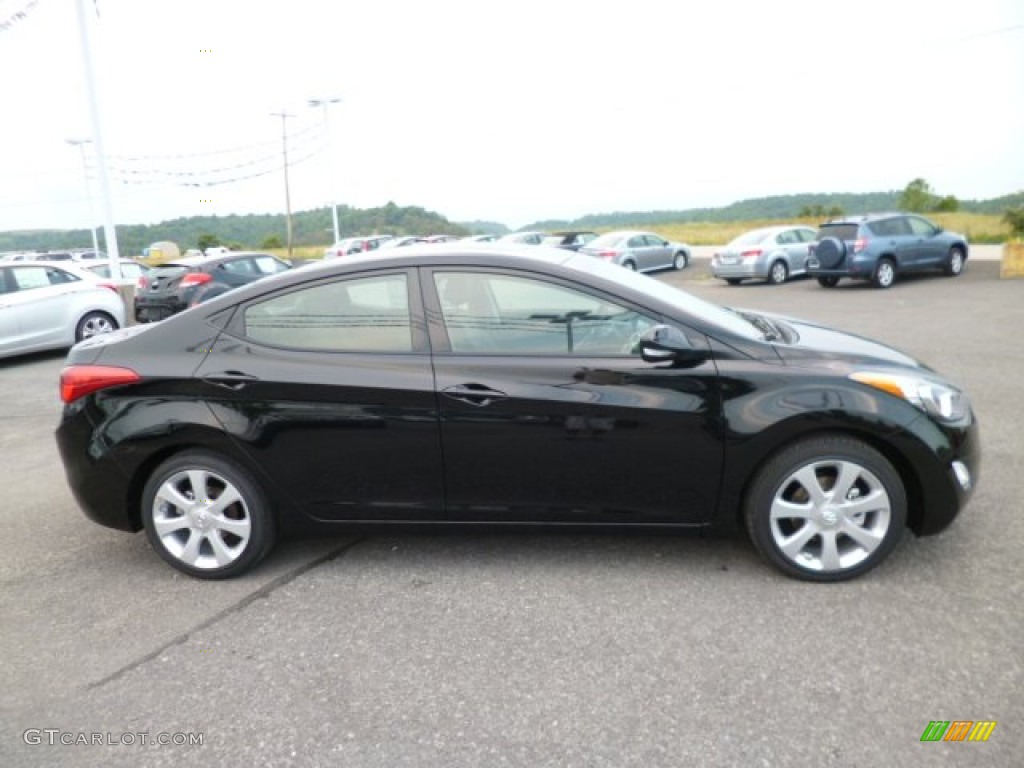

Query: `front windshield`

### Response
(565, 253, 763, 340)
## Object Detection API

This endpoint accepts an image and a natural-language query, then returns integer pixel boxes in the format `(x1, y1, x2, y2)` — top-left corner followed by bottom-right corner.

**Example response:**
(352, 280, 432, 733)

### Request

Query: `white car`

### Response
(0, 261, 126, 359)
(82, 258, 152, 287)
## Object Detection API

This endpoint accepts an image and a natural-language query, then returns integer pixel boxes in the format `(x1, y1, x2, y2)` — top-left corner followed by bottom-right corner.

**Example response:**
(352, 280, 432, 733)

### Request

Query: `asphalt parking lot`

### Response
(1, 256, 1021, 767)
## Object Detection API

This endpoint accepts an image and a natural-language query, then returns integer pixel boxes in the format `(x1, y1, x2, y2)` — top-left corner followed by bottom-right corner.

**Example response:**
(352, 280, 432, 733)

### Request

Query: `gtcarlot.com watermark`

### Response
(23, 729, 204, 747)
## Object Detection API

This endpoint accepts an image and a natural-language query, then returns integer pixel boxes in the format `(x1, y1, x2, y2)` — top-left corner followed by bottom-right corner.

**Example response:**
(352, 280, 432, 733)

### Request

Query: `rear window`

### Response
(587, 233, 628, 249)
(729, 229, 771, 246)
(815, 224, 859, 241)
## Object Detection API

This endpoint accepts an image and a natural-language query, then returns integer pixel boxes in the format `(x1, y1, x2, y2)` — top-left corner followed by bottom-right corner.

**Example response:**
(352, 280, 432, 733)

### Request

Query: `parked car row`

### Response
(711, 213, 968, 289)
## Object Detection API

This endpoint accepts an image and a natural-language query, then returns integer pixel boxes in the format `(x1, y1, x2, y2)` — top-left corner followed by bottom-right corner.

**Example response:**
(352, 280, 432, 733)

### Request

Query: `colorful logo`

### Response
(920, 721, 997, 742)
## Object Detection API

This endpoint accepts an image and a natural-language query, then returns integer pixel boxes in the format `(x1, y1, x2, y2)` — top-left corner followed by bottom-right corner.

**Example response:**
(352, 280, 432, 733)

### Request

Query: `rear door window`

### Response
(243, 273, 412, 352)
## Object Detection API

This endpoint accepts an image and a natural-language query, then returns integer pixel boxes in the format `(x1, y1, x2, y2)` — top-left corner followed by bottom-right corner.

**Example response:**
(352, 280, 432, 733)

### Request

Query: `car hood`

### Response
(758, 311, 930, 372)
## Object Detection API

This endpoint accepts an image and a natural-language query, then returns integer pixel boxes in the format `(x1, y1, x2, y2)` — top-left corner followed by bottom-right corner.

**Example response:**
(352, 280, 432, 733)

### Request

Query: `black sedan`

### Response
(134, 251, 291, 322)
(56, 245, 979, 581)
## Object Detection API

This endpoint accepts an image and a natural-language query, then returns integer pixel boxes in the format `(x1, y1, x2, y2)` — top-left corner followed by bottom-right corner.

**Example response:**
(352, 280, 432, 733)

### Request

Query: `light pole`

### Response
(308, 97, 342, 245)
(270, 110, 295, 259)
(74, 0, 120, 278)
(66, 138, 101, 257)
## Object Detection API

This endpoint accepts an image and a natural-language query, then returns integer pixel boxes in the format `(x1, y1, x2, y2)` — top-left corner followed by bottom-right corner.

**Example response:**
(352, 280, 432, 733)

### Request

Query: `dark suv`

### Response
(806, 213, 968, 289)
(135, 251, 291, 322)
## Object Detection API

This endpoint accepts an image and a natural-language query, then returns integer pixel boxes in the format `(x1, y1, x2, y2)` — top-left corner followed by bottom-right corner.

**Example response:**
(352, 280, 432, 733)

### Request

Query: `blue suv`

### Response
(807, 213, 968, 289)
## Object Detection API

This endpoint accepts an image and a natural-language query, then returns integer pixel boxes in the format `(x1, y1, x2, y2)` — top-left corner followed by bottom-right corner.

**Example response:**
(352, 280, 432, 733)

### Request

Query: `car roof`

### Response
(823, 212, 908, 225)
(1, 260, 98, 277)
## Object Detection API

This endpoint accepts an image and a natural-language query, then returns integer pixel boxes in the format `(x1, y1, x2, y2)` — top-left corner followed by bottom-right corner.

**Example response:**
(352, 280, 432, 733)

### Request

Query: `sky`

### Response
(1, 0, 1022, 236)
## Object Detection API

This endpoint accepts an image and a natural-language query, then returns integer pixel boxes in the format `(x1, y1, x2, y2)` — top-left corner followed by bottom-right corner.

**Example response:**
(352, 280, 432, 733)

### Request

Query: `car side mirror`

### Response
(639, 324, 707, 365)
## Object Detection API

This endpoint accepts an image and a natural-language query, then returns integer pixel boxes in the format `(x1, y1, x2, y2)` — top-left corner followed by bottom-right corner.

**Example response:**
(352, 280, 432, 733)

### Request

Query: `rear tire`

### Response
(768, 260, 789, 285)
(817, 276, 840, 288)
(872, 258, 896, 289)
(622, 260, 637, 271)
(744, 435, 907, 582)
(75, 311, 118, 342)
(726, 278, 743, 286)
(141, 451, 276, 579)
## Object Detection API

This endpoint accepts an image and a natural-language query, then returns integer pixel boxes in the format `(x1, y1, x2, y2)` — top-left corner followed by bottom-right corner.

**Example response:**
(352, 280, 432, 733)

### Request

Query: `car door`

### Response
(905, 216, 945, 268)
(3, 265, 81, 349)
(0, 267, 19, 354)
(195, 268, 444, 521)
(876, 216, 916, 268)
(425, 268, 723, 524)
(790, 228, 816, 274)
(643, 234, 673, 269)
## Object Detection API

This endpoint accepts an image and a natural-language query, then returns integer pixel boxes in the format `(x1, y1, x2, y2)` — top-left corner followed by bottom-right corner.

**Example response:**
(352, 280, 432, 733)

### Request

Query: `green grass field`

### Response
(648, 213, 1008, 246)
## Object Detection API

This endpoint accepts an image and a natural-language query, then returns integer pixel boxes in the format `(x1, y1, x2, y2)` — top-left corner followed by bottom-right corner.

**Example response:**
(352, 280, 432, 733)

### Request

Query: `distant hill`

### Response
(524, 190, 1024, 231)
(0, 201, 468, 256)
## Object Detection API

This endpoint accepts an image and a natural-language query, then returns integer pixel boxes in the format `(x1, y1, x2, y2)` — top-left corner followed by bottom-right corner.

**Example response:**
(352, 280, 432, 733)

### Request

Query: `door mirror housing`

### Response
(639, 324, 707, 365)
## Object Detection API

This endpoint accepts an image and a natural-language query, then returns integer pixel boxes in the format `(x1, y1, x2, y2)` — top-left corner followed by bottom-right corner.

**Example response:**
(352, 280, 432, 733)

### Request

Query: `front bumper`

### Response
(897, 409, 980, 536)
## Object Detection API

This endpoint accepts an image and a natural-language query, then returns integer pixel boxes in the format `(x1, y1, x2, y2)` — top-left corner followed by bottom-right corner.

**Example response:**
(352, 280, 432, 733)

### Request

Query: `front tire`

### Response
(744, 436, 907, 582)
(75, 311, 118, 342)
(141, 451, 276, 579)
(673, 251, 689, 270)
(945, 246, 965, 277)
(726, 278, 743, 286)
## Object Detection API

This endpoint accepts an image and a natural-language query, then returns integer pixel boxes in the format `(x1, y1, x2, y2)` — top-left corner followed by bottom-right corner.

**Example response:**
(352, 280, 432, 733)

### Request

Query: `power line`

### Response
(0, 0, 40, 33)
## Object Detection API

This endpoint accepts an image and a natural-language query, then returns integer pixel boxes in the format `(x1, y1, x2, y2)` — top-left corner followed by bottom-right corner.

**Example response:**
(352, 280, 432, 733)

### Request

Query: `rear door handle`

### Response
(202, 371, 259, 391)
(441, 384, 507, 407)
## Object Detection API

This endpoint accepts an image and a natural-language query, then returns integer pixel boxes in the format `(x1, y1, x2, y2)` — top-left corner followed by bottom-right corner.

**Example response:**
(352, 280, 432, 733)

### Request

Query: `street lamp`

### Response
(66, 138, 101, 257)
(308, 97, 342, 245)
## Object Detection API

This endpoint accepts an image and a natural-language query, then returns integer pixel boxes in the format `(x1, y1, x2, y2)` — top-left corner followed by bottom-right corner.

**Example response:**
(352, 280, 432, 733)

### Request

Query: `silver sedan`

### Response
(579, 230, 691, 272)
(0, 261, 125, 359)
(711, 225, 817, 285)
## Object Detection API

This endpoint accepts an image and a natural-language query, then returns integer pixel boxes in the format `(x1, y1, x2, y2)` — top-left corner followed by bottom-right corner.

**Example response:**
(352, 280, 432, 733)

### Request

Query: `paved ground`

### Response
(1, 258, 1021, 767)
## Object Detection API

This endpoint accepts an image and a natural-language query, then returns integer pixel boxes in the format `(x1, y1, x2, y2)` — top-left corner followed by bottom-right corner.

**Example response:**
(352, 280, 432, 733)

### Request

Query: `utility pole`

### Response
(270, 110, 295, 259)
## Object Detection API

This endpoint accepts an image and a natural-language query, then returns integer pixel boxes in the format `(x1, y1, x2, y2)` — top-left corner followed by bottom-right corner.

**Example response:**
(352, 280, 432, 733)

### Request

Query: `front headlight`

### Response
(849, 371, 969, 422)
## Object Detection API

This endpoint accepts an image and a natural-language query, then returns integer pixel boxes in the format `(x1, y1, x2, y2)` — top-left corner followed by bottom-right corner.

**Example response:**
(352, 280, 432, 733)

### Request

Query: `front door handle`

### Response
(441, 383, 507, 407)
(202, 371, 259, 391)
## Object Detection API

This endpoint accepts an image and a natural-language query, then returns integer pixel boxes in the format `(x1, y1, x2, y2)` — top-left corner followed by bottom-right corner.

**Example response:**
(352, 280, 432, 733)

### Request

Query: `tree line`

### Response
(3, 185, 1022, 255)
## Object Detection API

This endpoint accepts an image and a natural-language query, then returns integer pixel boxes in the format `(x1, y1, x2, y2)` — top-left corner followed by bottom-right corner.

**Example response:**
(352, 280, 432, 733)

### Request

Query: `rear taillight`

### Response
(137, 275, 150, 291)
(180, 272, 213, 288)
(96, 281, 118, 293)
(853, 237, 869, 254)
(60, 365, 141, 404)
(599, 250, 617, 260)
(741, 249, 763, 259)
